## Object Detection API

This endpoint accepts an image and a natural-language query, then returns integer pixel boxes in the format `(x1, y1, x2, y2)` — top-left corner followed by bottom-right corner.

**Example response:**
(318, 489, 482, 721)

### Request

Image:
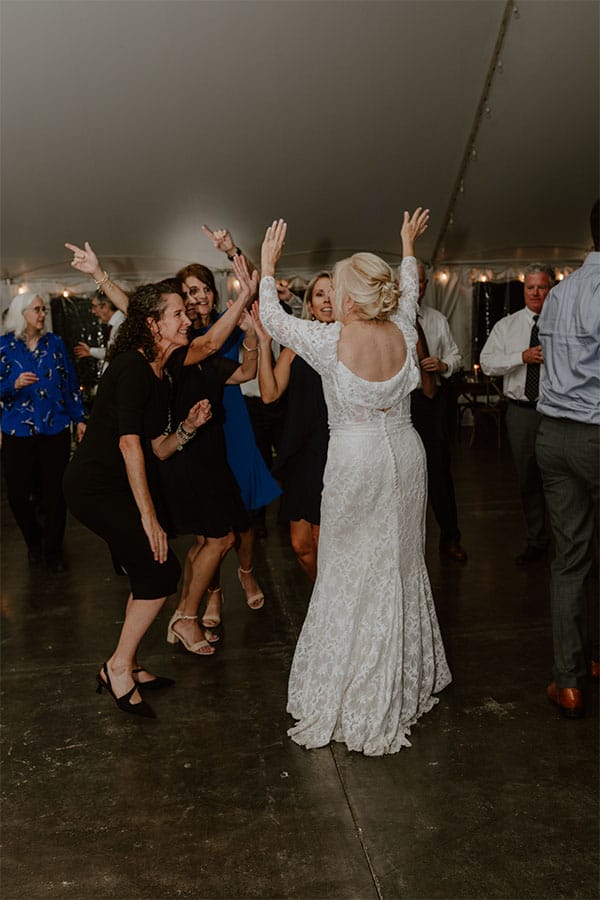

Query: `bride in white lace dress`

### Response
(256, 211, 451, 756)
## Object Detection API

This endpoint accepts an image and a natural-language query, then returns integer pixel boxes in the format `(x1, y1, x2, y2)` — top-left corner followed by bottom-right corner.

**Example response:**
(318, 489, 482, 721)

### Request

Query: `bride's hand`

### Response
(260, 219, 287, 277)
(400, 208, 429, 256)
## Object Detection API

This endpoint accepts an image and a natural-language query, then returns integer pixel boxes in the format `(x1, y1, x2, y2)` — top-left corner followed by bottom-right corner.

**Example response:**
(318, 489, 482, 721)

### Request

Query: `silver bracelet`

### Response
(175, 420, 196, 451)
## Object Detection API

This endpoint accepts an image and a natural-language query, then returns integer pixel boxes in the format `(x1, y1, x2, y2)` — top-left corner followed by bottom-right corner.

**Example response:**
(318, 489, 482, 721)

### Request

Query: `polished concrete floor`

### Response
(2, 420, 598, 900)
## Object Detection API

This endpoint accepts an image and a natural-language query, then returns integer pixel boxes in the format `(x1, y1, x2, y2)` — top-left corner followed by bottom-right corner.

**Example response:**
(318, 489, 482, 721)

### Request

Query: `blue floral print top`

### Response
(0, 332, 85, 436)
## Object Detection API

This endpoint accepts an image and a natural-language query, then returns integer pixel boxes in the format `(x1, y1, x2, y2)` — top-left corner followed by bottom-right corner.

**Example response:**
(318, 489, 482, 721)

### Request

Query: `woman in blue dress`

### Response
(177, 258, 281, 627)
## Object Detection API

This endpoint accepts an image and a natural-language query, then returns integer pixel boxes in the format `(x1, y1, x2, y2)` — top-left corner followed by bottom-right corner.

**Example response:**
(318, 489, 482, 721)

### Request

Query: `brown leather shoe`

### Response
(547, 682, 584, 719)
(442, 543, 468, 563)
(591, 660, 600, 679)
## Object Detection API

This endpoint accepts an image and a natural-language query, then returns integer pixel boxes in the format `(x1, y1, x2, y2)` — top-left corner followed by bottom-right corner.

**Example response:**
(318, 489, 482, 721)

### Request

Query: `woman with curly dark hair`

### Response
(63, 279, 213, 719)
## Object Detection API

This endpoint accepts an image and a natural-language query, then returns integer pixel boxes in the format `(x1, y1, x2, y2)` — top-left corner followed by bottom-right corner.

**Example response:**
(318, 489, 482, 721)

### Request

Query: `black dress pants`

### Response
(410, 390, 461, 548)
(2, 429, 71, 558)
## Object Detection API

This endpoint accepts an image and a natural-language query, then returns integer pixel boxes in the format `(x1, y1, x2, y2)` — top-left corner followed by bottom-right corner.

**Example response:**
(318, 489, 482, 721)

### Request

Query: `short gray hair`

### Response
(524, 263, 555, 284)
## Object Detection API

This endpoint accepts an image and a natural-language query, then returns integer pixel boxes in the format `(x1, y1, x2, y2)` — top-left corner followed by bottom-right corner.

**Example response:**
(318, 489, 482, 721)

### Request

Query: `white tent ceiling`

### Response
(1, 0, 598, 285)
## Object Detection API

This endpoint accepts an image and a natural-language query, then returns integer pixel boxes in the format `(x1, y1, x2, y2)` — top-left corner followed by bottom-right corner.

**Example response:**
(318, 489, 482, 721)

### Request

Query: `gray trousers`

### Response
(536, 415, 600, 688)
(505, 403, 548, 548)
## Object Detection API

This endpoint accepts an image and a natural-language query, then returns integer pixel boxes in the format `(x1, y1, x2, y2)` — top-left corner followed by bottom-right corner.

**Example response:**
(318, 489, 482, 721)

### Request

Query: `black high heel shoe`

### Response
(95, 662, 156, 718)
(132, 666, 175, 691)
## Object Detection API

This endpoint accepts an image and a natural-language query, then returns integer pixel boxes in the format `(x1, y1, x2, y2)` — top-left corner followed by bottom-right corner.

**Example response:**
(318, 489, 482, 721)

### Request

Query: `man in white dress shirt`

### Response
(480, 264, 554, 564)
(411, 262, 467, 562)
(74, 293, 126, 375)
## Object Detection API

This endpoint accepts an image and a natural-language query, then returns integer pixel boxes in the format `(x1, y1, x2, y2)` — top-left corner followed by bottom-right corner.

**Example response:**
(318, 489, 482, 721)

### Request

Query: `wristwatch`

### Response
(226, 247, 242, 261)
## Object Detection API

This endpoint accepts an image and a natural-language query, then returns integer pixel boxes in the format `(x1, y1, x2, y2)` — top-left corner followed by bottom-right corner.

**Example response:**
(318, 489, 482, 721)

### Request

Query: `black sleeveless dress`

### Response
(157, 347, 249, 538)
(275, 355, 329, 525)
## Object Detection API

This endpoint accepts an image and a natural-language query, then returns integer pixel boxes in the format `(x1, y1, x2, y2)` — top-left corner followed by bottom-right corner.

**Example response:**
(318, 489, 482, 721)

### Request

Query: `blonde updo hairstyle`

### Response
(332, 253, 399, 321)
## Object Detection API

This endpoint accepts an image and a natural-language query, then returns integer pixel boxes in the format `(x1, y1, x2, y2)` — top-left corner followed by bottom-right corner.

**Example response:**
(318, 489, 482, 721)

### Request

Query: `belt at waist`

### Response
(330, 417, 413, 436)
(508, 399, 538, 410)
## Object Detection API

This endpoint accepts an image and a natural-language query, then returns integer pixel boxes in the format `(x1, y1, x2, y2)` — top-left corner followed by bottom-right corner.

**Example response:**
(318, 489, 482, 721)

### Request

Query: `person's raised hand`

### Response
(400, 208, 430, 256)
(250, 301, 271, 346)
(201, 225, 236, 256)
(260, 219, 287, 277)
(65, 241, 101, 277)
(232, 253, 259, 306)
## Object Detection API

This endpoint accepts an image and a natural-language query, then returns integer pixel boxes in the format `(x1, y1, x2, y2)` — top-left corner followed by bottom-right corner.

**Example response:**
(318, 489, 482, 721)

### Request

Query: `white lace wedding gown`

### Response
(259, 257, 452, 756)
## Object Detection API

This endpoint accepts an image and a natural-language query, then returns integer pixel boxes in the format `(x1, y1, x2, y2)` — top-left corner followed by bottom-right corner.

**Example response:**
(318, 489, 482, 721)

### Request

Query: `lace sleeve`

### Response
(259, 276, 340, 376)
(391, 256, 419, 350)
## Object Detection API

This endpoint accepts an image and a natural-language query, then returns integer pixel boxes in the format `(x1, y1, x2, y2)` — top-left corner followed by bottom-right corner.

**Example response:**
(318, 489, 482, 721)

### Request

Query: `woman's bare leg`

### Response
(103, 594, 167, 702)
(173, 534, 234, 645)
(236, 527, 264, 608)
(290, 519, 320, 582)
(203, 564, 223, 627)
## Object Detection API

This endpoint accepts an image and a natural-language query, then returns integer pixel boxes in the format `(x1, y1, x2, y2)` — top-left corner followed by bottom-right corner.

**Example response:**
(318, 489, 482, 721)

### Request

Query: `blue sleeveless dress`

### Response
(192, 322, 281, 513)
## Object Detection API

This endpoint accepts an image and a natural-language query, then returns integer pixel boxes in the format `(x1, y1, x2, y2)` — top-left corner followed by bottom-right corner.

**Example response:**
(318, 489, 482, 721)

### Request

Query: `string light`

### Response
(63, 290, 69, 298)
(557, 272, 564, 281)
(432, 2, 516, 262)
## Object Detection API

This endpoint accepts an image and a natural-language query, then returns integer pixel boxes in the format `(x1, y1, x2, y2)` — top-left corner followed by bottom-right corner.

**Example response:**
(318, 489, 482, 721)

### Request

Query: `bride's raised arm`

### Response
(392, 207, 430, 329)
(245, 221, 339, 376)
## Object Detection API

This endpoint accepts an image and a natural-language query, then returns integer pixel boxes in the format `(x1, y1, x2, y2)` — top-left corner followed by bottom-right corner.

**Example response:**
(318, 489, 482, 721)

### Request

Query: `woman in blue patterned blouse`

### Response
(0, 292, 86, 571)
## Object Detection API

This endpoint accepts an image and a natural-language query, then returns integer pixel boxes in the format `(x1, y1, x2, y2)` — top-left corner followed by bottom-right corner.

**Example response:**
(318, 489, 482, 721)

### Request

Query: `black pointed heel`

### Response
(132, 666, 175, 691)
(96, 662, 156, 718)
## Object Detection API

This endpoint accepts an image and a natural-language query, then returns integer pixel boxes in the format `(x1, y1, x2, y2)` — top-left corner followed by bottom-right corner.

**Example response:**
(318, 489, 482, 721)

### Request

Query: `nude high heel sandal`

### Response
(237, 566, 265, 610)
(201, 587, 224, 628)
(167, 610, 215, 655)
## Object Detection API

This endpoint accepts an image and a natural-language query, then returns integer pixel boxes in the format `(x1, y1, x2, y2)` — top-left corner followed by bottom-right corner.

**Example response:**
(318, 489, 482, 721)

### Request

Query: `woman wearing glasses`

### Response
(0, 292, 86, 571)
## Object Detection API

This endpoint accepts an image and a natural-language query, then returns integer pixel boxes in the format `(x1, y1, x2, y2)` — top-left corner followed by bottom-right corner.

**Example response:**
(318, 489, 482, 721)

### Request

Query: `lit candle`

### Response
(473, 364, 480, 381)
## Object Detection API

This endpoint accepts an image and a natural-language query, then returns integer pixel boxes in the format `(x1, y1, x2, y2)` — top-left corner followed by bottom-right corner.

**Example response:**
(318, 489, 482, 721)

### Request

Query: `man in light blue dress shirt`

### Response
(536, 200, 600, 719)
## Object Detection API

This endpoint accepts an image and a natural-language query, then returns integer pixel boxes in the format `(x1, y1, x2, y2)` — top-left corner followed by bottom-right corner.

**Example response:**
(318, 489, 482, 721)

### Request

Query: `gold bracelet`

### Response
(94, 270, 110, 288)
(242, 341, 258, 352)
